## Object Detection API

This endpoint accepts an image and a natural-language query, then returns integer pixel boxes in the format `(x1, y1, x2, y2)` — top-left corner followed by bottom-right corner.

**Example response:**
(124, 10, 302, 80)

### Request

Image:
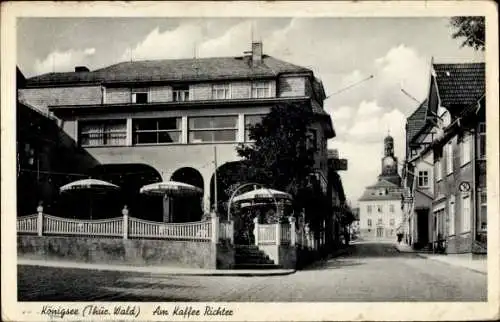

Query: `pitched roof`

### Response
(406, 99, 428, 144)
(358, 179, 402, 202)
(25, 55, 313, 86)
(432, 62, 485, 114)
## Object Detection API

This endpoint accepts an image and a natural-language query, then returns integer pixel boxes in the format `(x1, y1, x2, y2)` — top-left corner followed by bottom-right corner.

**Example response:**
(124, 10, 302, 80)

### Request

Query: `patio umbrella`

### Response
(232, 188, 292, 203)
(139, 181, 203, 222)
(60, 178, 120, 219)
(139, 181, 203, 197)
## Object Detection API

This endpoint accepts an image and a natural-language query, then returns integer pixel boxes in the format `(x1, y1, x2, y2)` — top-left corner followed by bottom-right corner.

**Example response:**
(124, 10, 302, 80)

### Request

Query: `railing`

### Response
(257, 224, 276, 245)
(280, 224, 291, 245)
(219, 221, 234, 242)
(17, 214, 38, 234)
(43, 214, 123, 237)
(17, 213, 220, 243)
(128, 217, 211, 241)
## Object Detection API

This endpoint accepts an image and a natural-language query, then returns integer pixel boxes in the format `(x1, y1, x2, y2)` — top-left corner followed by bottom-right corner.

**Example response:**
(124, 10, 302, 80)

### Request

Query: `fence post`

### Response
(36, 204, 43, 237)
(253, 217, 259, 246)
(122, 205, 129, 240)
(276, 222, 281, 246)
(211, 214, 219, 244)
(229, 220, 234, 244)
(289, 216, 296, 246)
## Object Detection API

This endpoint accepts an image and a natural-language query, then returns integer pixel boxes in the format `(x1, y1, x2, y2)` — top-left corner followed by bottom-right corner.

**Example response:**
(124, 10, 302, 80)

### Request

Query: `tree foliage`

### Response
(236, 101, 316, 193)
(450, 16, 485, 51)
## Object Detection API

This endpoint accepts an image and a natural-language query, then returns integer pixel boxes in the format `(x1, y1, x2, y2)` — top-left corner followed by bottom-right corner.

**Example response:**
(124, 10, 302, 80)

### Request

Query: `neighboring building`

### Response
(402, 62, 486, 254)
(16, 68, 98, 217)
(18, 42, 336, 223)
(358, 135, 404, 241)
(349, 207, 360, 240)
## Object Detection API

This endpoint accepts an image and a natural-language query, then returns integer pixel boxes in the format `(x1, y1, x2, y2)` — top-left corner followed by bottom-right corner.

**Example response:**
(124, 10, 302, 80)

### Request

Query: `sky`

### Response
(17, 17, 484, 204)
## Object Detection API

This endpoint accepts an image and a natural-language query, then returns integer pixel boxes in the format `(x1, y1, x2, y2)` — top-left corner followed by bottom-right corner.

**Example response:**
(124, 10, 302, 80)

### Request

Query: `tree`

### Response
(235, 101, 320, 222)
(450, 16, 485, 51)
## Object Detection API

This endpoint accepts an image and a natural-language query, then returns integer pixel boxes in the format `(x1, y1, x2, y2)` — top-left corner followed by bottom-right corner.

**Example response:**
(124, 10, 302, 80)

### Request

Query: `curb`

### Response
(392, 246, 487, 275)
(17, 259, 296, 277)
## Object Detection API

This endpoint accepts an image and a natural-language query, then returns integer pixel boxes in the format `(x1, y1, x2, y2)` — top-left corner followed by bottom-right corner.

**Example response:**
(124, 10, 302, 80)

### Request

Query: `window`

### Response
(132, 88, 149, 104)
(478, 191, 487, 231)
(462, 195, 471, 233)
(376, 227, 384, 237)
(367, 205, 372, 213)
(446, 142, 453, 174)
(212, 83, 231, 100)
(418, 170, 429, 187)
(307, 129, 318, 151)
(377, 218, 383, 225)
(461, 134, 471, 165)
(79, 119, 127, 146)
(133, 118, 181, 144)
(449, 195, 455, 235)
(251, 81, 271, 98)
(188, 116, 237, 143)
(245, 114, 265, 141)
(367, 219, 372, 227)
(390, 218, 395, 226)
(478, 123, 486, 159)
(173, 86, 190, 102)
(390, 204, 395, 213)
(132, 92, 148, 104)
(436, 158, 442, 181)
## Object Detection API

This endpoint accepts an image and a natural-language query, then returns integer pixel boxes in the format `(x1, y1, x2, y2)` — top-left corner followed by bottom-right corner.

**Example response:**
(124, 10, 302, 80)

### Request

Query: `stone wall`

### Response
(446, 233, 473, 254)
(18, 236, 217, 269)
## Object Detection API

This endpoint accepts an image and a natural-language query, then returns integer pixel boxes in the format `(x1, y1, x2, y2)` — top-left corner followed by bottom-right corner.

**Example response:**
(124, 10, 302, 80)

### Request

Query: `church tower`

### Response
(378, 134, 401, 186)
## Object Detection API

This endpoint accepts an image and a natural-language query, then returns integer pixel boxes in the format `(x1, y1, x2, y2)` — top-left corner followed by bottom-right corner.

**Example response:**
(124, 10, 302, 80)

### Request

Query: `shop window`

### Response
(478, 191, 487, 231)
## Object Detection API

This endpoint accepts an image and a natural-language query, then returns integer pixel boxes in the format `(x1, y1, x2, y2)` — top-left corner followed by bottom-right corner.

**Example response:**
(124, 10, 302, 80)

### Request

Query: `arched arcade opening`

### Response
(170, 167, 204, 222)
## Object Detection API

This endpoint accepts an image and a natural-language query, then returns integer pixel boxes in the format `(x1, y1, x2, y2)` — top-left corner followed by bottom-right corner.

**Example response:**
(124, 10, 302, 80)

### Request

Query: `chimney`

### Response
(251, 41, 263, 64)
(75, 66, 90, 72)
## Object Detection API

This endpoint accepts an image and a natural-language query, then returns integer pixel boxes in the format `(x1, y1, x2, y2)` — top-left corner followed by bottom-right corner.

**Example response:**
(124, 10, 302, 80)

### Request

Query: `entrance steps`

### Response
(233, 245, 282, 270)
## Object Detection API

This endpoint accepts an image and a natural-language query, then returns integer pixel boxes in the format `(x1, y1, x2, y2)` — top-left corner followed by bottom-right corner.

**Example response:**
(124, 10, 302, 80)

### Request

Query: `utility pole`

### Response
(213, 146, 218, 214)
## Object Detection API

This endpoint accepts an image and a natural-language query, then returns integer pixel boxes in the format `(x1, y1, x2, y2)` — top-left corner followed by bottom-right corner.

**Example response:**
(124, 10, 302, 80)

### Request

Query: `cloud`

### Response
(356, 100, 382, 117)
(34, 47, 96, 74)
(331, 105, 353, 120)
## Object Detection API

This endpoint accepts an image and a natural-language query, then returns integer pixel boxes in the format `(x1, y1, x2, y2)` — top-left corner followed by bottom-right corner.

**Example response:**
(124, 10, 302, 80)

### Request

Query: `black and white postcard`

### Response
(1, 1, 498, 321)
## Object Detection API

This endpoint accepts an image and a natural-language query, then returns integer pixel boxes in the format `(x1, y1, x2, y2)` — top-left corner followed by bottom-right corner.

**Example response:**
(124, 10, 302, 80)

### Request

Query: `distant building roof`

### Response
(406, 99, 428, 144)
(432, 62, 485, 115)
(358, 179, 402, 202)
(25, 55, 313, 87)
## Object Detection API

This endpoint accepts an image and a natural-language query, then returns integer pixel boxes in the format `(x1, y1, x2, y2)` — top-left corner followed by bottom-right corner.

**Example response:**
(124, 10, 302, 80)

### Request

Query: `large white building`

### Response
(358, 135, 404, 241)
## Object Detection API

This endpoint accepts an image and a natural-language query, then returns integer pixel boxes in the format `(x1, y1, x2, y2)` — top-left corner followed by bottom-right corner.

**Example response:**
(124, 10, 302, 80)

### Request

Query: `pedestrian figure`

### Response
(397, 232, 403, 244)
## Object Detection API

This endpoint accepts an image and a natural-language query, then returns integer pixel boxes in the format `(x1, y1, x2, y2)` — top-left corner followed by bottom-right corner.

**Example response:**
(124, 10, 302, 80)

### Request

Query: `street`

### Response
(18, 242, 487, 302)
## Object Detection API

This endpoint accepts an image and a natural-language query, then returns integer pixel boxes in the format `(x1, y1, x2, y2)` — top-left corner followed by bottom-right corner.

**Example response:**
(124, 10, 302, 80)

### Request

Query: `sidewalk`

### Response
(394, 243, 487, 275)
(17, 258, 295, 277)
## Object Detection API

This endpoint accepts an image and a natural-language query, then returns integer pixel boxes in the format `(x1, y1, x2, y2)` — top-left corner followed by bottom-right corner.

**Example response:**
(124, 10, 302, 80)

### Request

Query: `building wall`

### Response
(359, 199, 403, 240)
(434, 133, 474, 253)
(278, 76, 306, 97)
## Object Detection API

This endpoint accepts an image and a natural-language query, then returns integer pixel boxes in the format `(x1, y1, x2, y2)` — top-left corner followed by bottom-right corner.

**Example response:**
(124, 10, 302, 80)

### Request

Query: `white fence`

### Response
(219, 221, 234, 242)
(280, 224, 291, 245)
(256, 224, 276, 245)
(128, 217, 211, 241)
(43, 215, 123, 237)
(17, 213, 216, 242)
(17, 214, 38, 234)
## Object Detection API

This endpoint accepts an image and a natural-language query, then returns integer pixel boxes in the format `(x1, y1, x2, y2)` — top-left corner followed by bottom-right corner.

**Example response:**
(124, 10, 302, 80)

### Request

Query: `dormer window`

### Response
(251, 81, 271, 98)
(173, 85, 190, 102)
(132, 89, 149, 104)
(212, 83, 231, 100)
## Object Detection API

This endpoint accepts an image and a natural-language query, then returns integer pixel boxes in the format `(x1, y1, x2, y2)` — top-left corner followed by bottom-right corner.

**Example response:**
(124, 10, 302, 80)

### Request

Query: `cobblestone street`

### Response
(18, 242, 487, 302)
